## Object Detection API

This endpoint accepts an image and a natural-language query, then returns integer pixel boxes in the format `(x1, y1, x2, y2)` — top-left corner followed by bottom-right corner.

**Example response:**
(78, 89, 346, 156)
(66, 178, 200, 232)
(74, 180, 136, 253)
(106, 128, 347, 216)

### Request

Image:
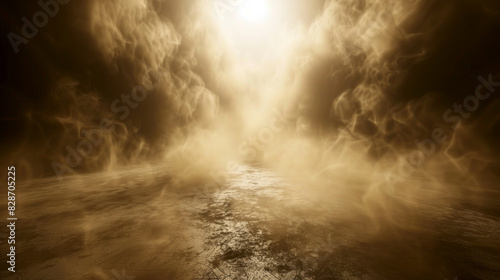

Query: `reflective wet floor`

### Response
(4, 165, 500, 280)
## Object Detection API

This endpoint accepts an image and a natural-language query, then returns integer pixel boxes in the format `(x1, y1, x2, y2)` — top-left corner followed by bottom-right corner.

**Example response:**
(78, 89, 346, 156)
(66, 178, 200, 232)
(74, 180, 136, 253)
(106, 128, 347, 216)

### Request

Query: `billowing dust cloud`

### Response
(2, 0, 500, 220)
(2, 0, 500, 210)
(1, 0, 500, 277)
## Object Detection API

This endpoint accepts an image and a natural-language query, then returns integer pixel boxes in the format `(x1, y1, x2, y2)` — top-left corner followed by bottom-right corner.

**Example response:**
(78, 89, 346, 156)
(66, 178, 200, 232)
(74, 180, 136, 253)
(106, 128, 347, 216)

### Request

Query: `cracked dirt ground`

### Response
(2, 164, 500, 280)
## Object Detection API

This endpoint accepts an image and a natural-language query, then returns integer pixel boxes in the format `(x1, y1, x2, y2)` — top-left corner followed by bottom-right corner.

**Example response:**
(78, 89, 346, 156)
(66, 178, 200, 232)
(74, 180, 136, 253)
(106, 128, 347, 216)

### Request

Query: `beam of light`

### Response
(238, 0, 269, 23)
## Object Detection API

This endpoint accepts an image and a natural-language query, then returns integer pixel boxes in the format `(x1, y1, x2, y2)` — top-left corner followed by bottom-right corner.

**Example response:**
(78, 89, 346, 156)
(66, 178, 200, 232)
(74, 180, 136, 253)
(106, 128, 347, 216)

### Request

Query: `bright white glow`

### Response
(238, 0, 269, 22)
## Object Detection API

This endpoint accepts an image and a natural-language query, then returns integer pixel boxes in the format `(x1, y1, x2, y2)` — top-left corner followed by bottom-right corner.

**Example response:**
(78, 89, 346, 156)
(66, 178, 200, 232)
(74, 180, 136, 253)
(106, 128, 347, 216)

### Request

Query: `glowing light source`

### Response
(238, 0, 269, 22)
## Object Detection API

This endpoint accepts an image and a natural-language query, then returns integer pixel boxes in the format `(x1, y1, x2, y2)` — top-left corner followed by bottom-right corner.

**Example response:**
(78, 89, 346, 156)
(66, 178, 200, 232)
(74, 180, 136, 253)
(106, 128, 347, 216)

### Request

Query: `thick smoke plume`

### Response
(1, 0, 500, 278)
(1, 0, 499, 193)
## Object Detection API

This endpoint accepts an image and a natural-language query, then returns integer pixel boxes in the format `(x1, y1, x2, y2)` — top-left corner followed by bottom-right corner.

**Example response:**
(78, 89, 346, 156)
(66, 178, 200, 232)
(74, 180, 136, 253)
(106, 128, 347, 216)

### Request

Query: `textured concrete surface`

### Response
(3, 164, 500, 280)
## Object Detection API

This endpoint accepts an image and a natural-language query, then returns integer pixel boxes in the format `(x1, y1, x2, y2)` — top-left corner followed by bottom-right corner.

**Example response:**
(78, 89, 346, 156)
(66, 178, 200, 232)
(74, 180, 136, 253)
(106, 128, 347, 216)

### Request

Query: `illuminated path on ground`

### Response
(6, 165, 500, 280)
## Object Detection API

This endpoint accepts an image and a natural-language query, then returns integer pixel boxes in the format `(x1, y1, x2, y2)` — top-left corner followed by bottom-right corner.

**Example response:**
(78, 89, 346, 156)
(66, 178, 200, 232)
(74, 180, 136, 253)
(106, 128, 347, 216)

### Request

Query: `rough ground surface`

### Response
(2, 164, 500, 280)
